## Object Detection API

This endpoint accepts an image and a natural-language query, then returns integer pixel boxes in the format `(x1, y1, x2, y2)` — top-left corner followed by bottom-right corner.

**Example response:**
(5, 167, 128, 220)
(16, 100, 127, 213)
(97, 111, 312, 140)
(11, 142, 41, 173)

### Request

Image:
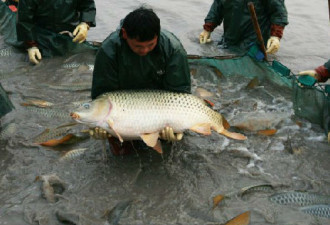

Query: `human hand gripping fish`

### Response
(70, 90, 247, 154)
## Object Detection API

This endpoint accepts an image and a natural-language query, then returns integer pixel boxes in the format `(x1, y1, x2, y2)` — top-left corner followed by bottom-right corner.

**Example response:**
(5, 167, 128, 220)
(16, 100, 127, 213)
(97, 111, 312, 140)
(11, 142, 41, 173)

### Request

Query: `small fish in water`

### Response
(0, 48, 12, 57)
(299, 204, 330, 218)
(70, 90, 247, 154)
(246, 77, 259, 89)
(105, 199, 133, 225)
(224, 211, 250, 225)
(21, 98, 54, 108)
(46, 83, 91, 92)
(257, 129, 277, 136)
(59, 148, 88, 161)
(62, 62, 81, 69)
(269, 191, 330, 207)
(0, 123, 17, 140)
(195, 87, 215, 98)
(25, 107, 70, 119)
(36, 174, 66, 203)
(38, 134, 75, 146)
(33, 127, 72, 144)
(239, 183, 275, 197)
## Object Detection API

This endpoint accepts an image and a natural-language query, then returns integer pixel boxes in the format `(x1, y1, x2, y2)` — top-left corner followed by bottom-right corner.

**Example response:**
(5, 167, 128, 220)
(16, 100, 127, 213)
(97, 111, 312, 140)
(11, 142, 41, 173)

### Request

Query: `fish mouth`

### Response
(70, 112, 80, 120)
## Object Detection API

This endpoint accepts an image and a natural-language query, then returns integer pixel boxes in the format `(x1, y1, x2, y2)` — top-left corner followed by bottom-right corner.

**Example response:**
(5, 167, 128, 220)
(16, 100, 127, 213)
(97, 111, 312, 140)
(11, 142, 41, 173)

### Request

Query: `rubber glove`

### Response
(27, 47, 42, 65)
(298, 70, 318, 79)
(199, 30, 211, 44)
(266, 36, 280, 54)
(159, 127, 183, 141)
(89, 127, 111, 140)
(72, 22, 89, 43)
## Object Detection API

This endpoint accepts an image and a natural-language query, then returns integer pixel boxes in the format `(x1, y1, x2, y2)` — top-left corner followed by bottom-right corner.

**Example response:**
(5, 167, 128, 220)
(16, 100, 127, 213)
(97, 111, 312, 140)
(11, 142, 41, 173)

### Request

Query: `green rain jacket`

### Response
(0, 83, 13, 118)
(91, 29, 191, 99)
(16, 0, 96, 57)
(205, 0, 288, 49)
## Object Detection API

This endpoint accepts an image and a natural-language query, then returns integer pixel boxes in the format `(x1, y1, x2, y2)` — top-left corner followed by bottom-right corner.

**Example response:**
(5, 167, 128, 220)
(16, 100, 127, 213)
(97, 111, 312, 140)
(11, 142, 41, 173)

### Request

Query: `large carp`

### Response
(70, 90, 246, 153)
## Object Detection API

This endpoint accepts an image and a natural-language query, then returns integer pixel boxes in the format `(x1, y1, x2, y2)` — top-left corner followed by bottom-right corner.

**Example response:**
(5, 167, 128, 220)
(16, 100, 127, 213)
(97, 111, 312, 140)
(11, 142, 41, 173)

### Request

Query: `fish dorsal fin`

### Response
(190, 123, 212, 135)
(222, 116, 230, 129)
(106, 119, 123, 142)
(220, 129, 247, 140)
(152, 140, 163, 154)
(140, 132, 159, 148)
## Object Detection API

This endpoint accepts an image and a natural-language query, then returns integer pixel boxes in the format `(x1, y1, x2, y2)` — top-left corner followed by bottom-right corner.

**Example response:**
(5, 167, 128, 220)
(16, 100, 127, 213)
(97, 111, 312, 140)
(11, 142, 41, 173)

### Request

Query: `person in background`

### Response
(90, 6, 191, 155)
(298, 60, 330, 82)
(16, 0, 96, 65)
(199, 0, 288, 54)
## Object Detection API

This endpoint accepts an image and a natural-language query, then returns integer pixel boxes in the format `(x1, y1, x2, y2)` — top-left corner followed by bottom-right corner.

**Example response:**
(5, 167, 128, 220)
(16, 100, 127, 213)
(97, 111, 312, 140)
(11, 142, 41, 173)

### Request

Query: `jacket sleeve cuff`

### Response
(25, 40, 38, 48)
(315, 65, 330, 82)
(270, 24, 285, 39)
(203, 22, 217, 32)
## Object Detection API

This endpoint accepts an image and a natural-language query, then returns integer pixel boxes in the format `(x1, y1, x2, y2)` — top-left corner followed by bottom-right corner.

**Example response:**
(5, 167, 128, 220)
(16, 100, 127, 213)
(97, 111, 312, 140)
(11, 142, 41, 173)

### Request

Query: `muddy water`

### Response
(0, 0, 330, 224)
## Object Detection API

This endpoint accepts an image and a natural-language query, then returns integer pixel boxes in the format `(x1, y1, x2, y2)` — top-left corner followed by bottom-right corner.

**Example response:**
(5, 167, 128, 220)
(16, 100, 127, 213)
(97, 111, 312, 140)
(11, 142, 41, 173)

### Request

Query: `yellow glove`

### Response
(266, 36, 280, 54)
(159, 127, 183, 141)
(73, 22, 89, 43)
(199, 30, 211, 44)
(89, 127, 111, 140)
(298, 70, 318, 79)
(27, 47, 42, 65)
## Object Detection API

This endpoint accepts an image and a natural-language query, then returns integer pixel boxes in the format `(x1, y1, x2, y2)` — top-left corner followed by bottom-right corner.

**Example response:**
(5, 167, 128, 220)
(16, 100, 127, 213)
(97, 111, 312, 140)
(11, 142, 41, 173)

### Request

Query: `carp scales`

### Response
(70, 90, 247, 153)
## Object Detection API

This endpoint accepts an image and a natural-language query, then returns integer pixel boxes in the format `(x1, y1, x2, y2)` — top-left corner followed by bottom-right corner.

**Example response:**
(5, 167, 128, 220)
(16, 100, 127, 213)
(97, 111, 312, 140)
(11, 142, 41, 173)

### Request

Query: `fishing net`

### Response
(188, 45, 330, 136)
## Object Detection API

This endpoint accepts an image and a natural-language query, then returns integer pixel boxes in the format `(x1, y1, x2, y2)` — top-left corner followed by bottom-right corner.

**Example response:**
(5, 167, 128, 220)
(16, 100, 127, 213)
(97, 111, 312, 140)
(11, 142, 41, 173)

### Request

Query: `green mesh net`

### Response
(188, 46, 330, 136)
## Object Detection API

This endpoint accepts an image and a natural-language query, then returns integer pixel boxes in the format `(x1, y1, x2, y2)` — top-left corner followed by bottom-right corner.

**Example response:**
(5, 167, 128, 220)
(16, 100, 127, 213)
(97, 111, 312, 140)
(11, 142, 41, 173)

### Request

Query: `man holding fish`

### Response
(89, 7, 191, 155)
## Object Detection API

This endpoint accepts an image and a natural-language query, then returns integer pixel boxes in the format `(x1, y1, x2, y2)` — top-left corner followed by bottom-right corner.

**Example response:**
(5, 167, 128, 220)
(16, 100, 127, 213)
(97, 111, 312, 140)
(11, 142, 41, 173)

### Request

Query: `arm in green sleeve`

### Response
(16, 0, 38, 42)
(266, 0, 288, 26)
(204, 0, 224, 27)
(91, 48, 119, 99)
(163, 48, 191, 94)
(78, 0, 96, 27)
(324, 60, 330, 71)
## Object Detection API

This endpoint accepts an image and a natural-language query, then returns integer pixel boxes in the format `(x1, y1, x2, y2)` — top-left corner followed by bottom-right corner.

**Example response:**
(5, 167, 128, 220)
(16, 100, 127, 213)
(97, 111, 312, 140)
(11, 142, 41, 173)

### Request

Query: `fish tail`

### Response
(219, 129, 247, 140)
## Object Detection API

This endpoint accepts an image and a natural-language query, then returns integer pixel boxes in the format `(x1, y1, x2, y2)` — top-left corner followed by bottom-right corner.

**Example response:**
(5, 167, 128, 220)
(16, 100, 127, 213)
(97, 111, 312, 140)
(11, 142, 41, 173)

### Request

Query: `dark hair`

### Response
(122, 7, 160, 41)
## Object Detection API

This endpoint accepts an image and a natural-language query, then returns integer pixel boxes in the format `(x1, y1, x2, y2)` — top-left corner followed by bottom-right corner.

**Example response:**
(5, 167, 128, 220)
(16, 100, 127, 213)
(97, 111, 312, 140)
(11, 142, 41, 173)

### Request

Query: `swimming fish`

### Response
(70, 90, 247, 153)
(269, 191, 330, 207)
(224, 211, 250, 225)
(59, 148, 88, 161)
(299, 204, 330, 218)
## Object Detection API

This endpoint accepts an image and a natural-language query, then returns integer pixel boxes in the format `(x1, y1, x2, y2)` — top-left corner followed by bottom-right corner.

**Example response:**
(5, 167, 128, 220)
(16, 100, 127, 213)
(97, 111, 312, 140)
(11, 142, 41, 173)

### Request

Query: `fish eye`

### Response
(82, 103, 90, 109)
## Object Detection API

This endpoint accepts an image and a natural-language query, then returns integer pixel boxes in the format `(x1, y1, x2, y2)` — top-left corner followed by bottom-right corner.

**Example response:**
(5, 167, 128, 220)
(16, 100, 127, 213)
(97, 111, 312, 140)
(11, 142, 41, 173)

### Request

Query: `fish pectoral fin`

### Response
(220, 129, 247, 140)
(190, 123, 212, 135)
(140, 132, 159, 148)
(152, 140, 163, 154)
(106, 119, 123, 142)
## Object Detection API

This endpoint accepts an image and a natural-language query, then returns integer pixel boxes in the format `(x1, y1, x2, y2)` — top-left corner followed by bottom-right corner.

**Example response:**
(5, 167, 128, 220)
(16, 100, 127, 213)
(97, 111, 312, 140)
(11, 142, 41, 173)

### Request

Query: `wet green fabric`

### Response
(324, 60, 330, 71)
(204, 0, 288, 50)
(0, 83, 14, 118)
(91, 29, 191, 99)
(0, 2, 23, 47)
(16, 0, 96, 57)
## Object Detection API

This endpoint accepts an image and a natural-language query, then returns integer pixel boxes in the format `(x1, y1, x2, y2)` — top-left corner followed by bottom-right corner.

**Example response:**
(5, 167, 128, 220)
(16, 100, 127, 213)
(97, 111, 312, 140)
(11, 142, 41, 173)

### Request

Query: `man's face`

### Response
(122, 28, 158, 56)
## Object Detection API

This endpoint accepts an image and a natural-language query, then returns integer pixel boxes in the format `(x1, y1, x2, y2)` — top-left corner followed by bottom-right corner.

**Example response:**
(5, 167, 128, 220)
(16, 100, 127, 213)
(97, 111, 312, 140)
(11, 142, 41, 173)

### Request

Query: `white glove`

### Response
(89, 127, 111, 140)
(73, 22, 89, 43)
(159, 127, 183, 141)
(266, 36, 280, 54)
(199, 30, 212, 44)
(27, 47, 42, 65)
(298, 70, 318, 79)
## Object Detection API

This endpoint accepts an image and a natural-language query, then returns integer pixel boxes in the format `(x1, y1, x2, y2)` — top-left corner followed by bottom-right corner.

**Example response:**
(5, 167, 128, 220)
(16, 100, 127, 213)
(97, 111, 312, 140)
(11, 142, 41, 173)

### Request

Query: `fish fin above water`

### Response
(222, 117, 230, 129)
(152, 140, 163, 154)
(225, 211, 250, 225)
(106, 119, 123, 142)
(220, 129, 247, 140)
(140, 132, 159, 148)
(190, 123, 212, 135)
